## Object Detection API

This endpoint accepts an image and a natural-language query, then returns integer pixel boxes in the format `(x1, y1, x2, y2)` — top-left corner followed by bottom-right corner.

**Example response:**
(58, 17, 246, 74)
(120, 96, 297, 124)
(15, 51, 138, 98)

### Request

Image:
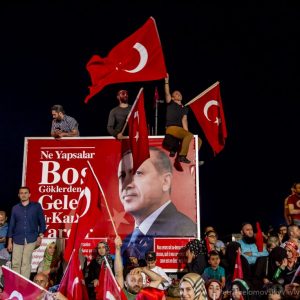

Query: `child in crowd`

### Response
(202, 250, 225, 288)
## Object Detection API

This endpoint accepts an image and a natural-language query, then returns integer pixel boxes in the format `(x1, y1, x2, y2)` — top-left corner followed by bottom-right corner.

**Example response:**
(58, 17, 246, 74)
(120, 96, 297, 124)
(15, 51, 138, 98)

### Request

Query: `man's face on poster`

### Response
(118, 151, 171, 219)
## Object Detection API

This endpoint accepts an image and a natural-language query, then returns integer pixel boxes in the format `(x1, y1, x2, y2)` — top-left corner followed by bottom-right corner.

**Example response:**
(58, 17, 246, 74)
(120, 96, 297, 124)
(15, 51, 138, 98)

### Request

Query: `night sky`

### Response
(1, 1, 300, 237)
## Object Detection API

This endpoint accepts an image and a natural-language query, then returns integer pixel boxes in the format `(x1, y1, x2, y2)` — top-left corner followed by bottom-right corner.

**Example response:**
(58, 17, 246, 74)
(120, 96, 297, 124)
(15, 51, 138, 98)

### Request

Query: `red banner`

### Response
(154, 238, 193, 272)
(23, 137, 199, 272)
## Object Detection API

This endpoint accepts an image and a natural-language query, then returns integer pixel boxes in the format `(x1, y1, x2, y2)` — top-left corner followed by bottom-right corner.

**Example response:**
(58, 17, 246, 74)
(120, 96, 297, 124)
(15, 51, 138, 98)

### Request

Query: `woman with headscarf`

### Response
(205, 279, 223, 300)
(179, 273, 208, 300)
(86, 241, 113, 299)
(37, 241, 62, 287)
(281, 241, 300, 284)
(230, 279, 250, 300)
(185, 239, 207, 275)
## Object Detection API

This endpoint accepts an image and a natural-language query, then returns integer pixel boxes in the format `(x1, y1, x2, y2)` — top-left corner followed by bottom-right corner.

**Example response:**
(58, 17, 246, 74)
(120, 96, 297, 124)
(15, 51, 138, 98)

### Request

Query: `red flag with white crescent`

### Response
(85, 17, 167, 103)
(187, 82, 227, 154)
(64, 163, 103, 262)
(127, 88, 150, 173)
(95, 260, 127, 300)
(59, 250, 89, 300)
(1, 266, 48, 300)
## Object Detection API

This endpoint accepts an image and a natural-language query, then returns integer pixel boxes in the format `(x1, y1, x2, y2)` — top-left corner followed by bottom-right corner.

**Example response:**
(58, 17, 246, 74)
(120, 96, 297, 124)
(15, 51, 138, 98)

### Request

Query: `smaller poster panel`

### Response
(153, 237, 194, 272)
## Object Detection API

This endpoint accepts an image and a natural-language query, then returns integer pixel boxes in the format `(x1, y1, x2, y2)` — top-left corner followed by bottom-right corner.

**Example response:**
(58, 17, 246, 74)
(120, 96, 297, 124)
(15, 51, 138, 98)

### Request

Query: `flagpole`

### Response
(104, 256, 121, 289)
(58, 249, 75, 290)
(120, 87, 144, 135)
(87, 160, 118, 236)
(155, 99, 158, 135)
(185, 81, 219, 106)
(154, 98, 164, 135)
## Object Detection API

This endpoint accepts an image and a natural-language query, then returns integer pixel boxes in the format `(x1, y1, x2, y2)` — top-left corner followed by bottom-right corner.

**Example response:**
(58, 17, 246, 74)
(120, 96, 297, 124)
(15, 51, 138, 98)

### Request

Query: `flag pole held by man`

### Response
(121, 87, 150, 173)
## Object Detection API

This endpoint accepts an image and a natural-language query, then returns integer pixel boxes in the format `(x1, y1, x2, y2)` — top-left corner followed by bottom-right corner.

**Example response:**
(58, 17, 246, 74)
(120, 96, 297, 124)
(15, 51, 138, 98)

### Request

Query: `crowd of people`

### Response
(1, 82, 300, 300)
(2, 203, 300, 300)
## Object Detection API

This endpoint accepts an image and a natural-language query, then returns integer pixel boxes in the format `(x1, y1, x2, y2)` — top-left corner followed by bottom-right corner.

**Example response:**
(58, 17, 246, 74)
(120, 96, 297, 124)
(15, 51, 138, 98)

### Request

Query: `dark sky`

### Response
(1, 1, 300, 237)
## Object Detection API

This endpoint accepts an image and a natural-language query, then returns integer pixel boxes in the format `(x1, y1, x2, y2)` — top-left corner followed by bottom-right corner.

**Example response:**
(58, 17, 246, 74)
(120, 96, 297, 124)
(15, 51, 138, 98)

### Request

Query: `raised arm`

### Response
(114, 235, 124, 289)
(164, 74, 172, 103)
(130, 266, 164, 288)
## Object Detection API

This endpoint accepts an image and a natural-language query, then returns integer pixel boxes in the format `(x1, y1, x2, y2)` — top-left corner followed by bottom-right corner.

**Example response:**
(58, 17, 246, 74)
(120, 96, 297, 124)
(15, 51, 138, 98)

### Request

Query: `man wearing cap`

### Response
(118, 146, 196, 260)
(107, 89, 132, 140)
(145, 251, 172, 290)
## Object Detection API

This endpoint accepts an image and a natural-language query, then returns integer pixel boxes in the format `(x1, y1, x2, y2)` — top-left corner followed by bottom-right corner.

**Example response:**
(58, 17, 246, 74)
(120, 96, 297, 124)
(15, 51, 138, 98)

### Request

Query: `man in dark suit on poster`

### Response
(118, 146, 196, 260)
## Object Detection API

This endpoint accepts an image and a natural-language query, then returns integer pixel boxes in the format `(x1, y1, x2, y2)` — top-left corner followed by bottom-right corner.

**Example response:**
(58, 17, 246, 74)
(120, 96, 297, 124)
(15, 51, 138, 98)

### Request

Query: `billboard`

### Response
(23, 136, 200, 272)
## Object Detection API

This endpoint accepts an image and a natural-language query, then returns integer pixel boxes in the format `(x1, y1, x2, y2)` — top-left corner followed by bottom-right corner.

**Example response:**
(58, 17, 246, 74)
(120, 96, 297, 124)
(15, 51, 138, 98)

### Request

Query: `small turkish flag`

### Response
(127, 88, 150, 173)
(187, 82, 227, 154)
(95, 260, 127, 300)
(233, 248, 244, 280)
(256, 221, 264, 252)
(59, 250, 89, 300)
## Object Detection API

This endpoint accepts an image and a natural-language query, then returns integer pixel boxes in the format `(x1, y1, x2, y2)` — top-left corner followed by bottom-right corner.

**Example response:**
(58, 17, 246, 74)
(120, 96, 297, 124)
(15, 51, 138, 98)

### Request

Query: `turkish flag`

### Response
(59, 250, 89, 300)
(1, 265, 49, 300)
(232, 248, 244, 280)
(256, 221, 264, 252)
(64, 163, 103, 262)
(187, 82, 227, 154)
(127, 88, 150, 173)
(95, 261, 127, 300)
(85, 17, 167, 103)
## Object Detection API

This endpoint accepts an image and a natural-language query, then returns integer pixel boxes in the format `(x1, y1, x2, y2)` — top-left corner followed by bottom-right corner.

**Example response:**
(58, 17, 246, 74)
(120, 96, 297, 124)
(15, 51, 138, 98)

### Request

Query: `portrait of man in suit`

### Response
(118, 146, 196, 260)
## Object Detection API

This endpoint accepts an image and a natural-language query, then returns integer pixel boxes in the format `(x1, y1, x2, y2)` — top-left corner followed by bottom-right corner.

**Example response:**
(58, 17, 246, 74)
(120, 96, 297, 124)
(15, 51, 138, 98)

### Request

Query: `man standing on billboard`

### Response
(51, 104, 79, 138)
(118, 147, 196, 259)
(7, 186, 46, 279)
(107, 89, 132, 140)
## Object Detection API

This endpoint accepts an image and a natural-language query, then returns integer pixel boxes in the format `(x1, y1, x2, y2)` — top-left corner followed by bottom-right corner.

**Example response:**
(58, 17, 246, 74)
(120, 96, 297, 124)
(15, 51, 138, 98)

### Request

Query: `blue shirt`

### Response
(8, 202, 46, 245)
(0, 222, 8, 250)
(238, 239, 268, 265)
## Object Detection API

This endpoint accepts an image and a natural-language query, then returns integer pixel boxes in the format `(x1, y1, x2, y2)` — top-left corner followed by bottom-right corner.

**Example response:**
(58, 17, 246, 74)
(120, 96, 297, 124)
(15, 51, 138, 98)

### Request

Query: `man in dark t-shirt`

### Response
(164, 75, 202, 163)
(107, 90, 132, 140)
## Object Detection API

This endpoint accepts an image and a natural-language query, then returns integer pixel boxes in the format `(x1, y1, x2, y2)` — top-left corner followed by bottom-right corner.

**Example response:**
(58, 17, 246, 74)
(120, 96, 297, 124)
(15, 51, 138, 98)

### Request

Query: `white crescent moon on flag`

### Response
(204, 100, 219, 121)
(9, 291, 23, 300)
(78, 187, 91, 218)
(72, 277, 80, 294)
(124, 42, 148, 73)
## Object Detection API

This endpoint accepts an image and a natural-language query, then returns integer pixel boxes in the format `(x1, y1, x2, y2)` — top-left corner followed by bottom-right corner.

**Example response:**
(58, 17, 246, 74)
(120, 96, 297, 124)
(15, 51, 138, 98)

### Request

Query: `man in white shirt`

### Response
(144, 251, 171, 290)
